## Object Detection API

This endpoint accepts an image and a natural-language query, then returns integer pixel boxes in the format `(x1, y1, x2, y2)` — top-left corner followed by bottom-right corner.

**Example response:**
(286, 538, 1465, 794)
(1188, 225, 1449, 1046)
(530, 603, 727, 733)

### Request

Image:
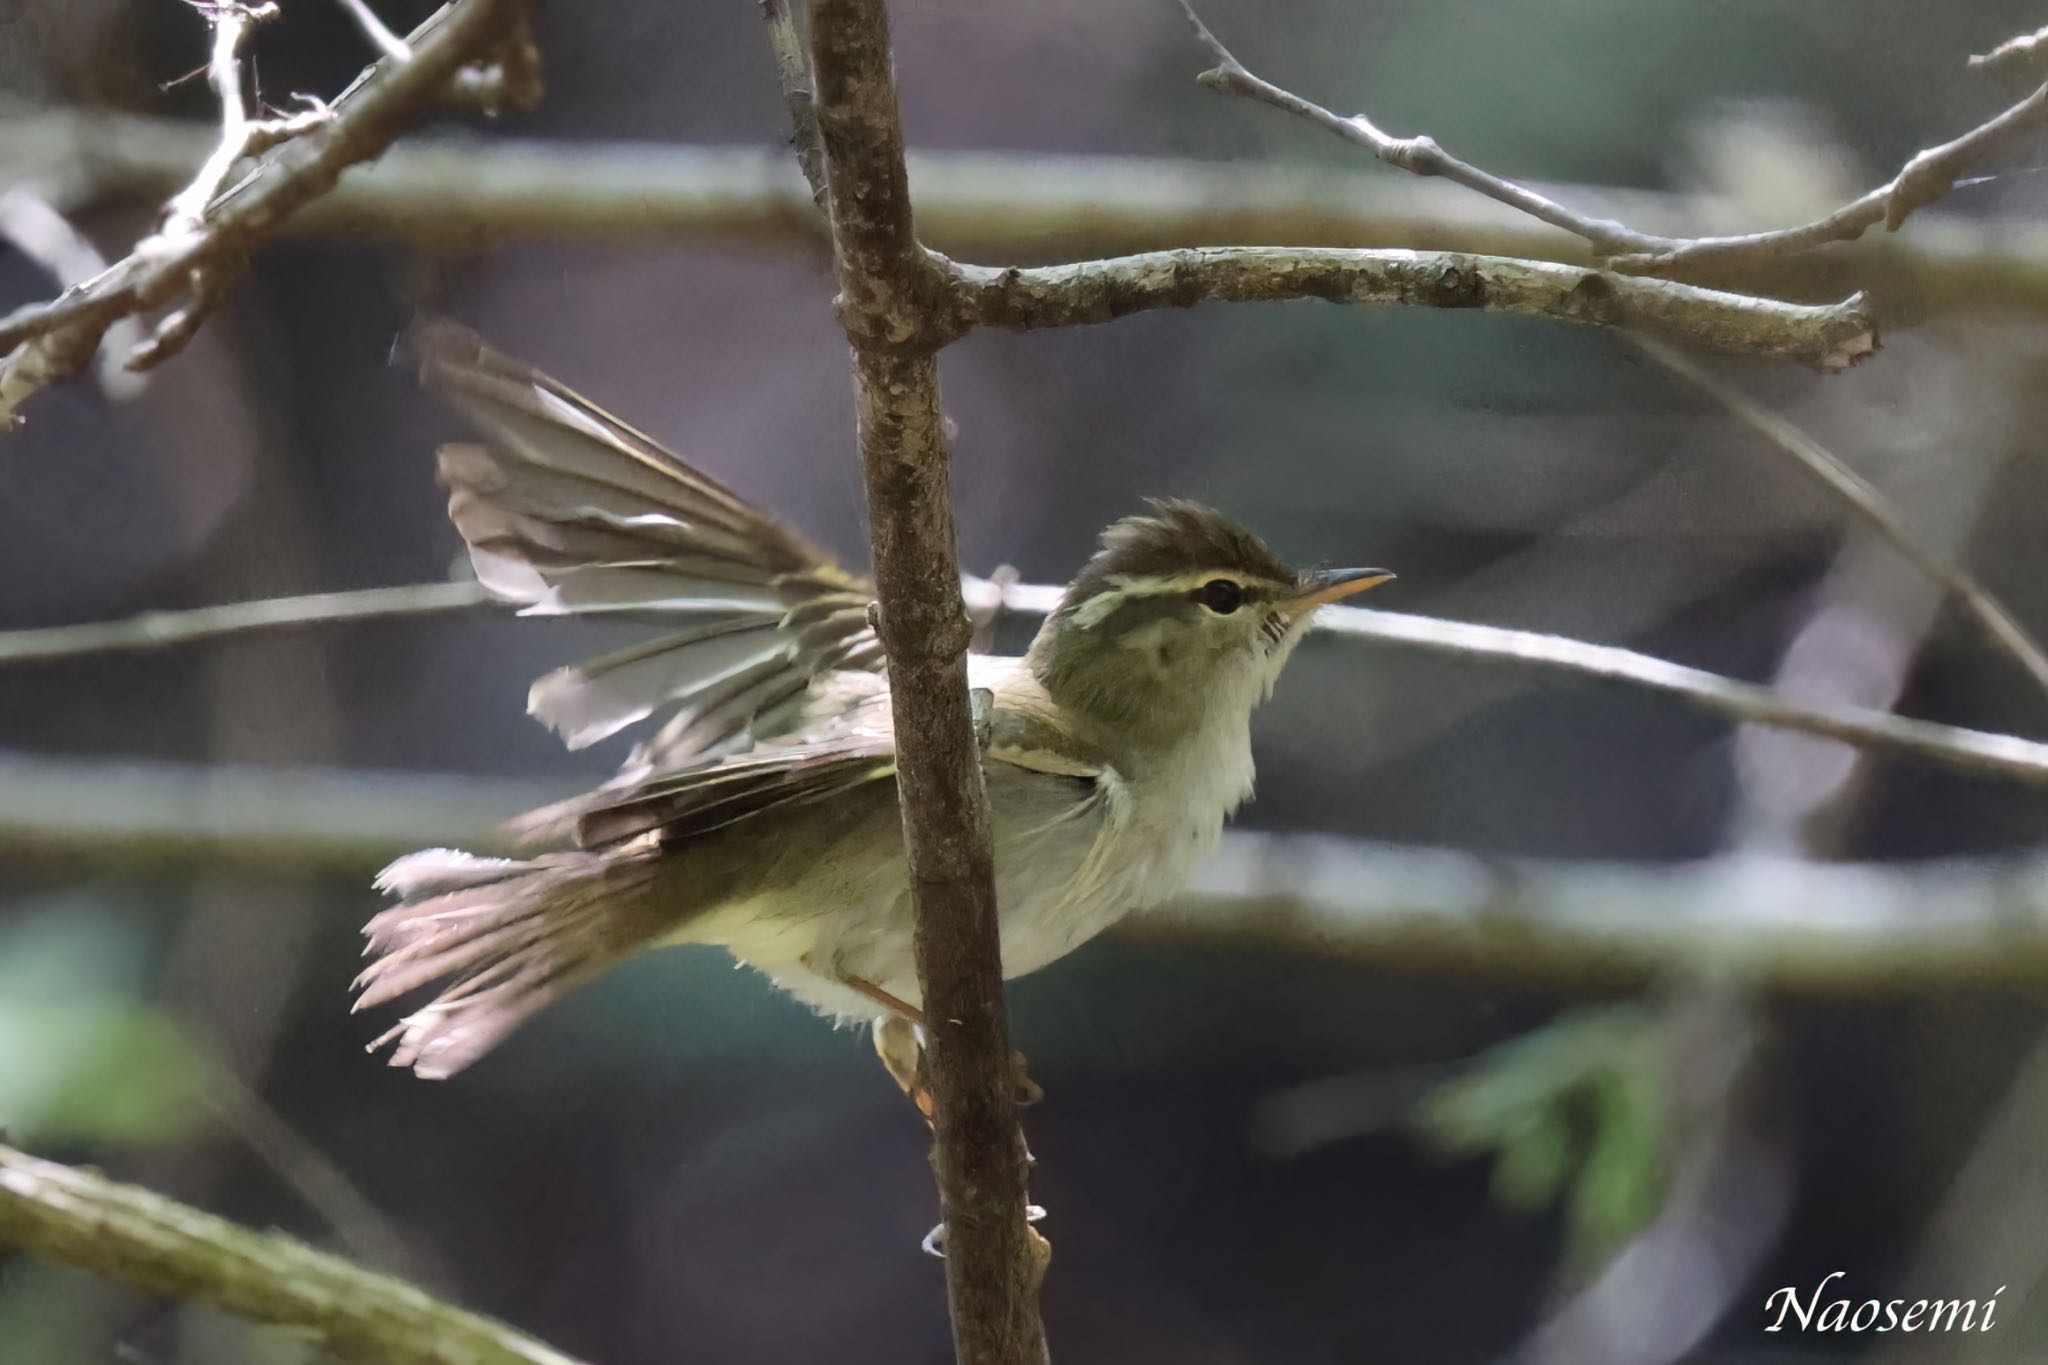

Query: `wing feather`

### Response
(576, 736, 898, 848)
(411, 320, 884, 759)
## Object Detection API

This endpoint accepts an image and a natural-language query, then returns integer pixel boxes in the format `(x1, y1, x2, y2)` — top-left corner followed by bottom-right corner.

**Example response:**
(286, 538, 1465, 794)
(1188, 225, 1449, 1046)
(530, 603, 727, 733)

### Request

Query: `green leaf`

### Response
(1489, 1107, 1575, 1212)
(1411, 1004, 1673, 1275)
(1563, 1071, 1666, 1274)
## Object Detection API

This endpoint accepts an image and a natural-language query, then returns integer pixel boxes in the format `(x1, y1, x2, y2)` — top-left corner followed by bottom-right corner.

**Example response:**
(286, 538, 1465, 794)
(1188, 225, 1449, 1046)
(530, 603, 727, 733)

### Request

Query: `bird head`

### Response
(1027, 500, 1391, 740)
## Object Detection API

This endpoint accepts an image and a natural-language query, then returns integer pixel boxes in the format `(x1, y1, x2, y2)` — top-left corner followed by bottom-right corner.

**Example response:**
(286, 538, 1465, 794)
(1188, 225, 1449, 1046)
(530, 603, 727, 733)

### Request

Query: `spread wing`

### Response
(413, 319, 885, 768)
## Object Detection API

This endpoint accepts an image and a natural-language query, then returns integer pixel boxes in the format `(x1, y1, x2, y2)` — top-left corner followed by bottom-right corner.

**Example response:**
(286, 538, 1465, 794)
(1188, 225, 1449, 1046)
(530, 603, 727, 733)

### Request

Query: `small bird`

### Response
(356, 323, 1392, 1082)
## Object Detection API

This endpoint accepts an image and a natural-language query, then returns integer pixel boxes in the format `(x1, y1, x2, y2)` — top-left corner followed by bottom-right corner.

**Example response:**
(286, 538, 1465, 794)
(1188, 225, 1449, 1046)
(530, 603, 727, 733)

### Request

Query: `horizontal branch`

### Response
(0, 581, 488, 665)
(7, 751, 2048, 991)
(17, 114, 2048, 318)
(6, 575, 2048, 788)
(946, 248, 1876, 369)
(1310, 600, 2048, 788)
(0, 1142, 581, 1365)
(1165, 834, 2048, 992)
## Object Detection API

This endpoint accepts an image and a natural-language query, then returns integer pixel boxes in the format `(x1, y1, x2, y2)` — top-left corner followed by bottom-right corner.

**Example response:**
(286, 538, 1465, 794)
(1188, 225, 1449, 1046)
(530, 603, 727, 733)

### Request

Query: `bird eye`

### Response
(1198, 579, 1244, 614)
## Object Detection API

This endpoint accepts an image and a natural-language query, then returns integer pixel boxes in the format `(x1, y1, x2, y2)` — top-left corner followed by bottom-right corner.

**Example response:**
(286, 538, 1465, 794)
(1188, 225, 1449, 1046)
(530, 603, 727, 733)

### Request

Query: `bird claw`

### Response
(1010, 1049, 1044, 1106)
(877, 1019, 1042, 1117)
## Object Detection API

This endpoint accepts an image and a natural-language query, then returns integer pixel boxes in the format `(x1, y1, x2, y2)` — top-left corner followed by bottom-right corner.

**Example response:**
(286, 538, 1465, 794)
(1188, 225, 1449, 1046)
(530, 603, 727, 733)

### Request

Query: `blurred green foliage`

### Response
(1413, 1005, 1669, 1276)
(0, 901, 206, 1144)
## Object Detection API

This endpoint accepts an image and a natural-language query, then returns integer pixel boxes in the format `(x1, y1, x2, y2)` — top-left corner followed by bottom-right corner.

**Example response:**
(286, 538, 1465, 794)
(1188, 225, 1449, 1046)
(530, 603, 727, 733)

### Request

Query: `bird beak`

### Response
(1283, 567, 1395, 619)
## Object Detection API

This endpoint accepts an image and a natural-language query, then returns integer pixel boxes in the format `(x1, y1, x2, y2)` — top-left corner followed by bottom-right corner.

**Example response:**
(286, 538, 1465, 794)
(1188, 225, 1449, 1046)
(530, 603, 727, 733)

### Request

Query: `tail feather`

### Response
(356, 846, 660, 1079)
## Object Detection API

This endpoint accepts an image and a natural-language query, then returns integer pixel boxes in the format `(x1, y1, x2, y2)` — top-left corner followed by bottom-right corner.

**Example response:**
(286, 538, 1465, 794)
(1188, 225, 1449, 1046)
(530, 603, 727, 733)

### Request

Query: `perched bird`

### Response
(356, 324, 1392, 1081)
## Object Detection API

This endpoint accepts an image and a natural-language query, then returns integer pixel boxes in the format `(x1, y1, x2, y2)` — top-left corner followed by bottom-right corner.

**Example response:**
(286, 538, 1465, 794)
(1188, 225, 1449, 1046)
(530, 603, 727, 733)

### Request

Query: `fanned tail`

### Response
(355, 845, 662, 1079)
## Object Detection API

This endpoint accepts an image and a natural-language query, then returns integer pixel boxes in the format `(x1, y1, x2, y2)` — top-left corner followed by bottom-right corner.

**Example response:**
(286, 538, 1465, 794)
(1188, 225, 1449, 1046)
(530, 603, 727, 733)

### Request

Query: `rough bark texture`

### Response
(805, 1, 1049, 1362)
(0, 1144, 580, 1365)
(950, 248, 1877, 371)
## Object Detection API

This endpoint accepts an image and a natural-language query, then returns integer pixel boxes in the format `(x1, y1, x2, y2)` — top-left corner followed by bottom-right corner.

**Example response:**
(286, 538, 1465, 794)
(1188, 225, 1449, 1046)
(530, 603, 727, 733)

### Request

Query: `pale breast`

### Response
(699, 674, 1259, 1020)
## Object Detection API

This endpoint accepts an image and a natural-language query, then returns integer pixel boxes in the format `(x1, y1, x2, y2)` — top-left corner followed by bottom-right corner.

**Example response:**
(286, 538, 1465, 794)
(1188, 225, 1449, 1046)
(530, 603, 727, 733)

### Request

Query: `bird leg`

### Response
(843, 973, 936, 1120)
(871, 1011, 935, 1122)
(848, 977, 1047, 1259)
(846, 973, 1043, 1113)
(843, 972, 924, 1025)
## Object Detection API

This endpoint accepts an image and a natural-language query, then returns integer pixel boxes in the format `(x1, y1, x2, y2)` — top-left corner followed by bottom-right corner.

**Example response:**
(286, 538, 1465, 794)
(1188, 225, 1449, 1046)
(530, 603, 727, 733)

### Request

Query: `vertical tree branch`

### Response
(803, 1, 1047, 1362)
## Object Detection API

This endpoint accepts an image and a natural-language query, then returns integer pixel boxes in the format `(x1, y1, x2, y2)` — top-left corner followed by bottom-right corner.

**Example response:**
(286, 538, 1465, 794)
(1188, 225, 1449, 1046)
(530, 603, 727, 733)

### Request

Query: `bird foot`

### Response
(1010, 1048, 1045, 1107)
(875, 1017, 1043, 1118)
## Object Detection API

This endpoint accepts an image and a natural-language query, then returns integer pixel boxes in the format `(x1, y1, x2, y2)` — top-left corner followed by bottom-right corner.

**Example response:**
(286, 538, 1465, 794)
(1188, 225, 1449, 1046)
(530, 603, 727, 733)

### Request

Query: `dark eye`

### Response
(1198, 579, 1243, 614)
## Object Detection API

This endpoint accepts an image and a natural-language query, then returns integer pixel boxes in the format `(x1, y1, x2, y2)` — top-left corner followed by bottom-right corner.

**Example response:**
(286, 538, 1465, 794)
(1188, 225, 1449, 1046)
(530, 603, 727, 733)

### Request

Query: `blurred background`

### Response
(5, 0, 2048, 1360)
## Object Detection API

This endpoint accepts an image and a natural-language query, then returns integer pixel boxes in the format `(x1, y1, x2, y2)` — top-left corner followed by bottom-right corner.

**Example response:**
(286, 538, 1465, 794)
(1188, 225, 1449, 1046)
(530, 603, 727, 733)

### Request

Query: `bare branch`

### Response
(1970, 22, 2048, 74)
(757, 0, 829, 211)
(8, 575, 2048, 789)
(948, 247, 1878, 370)
(0, 190, 147, 410)
(1620, 80, 2048, 269)
(11, 752, 2048, 993)
(335, 0, 415, 63)
(0, 0, 522, 427)
(804, 0, 1048, 1358)
(0, 1142, 581, 1364)
(0, 581, 487, 666)
(1175, 1, 2048, 276)
(1172, 835, 2048, 992)
(1172, 0, 1660, 256)
(24, 114, 2048, 319)
(1630, 336, 2048, 701)
(1308, 599, 2048, 790)
(156, 3, 306, 241)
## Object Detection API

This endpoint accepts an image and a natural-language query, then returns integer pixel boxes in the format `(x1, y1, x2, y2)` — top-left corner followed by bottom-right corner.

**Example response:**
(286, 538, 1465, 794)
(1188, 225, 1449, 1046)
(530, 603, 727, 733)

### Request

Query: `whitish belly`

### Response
(708, 777, 1223, 1023)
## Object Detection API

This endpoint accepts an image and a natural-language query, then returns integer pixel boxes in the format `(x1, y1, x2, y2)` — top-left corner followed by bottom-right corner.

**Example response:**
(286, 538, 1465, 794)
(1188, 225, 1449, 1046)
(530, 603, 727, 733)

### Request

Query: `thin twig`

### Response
(1619, 79, 2048, 270)
(156, 2, 299, 239)
(0, 0, 520, 426)
(804, 0, 1048, 1359)
(198, 1066, 430, 1279)
(1308, 599, 2048, 789)
(1971, 22, 2048, 74)
(1630, 335, 2048, 702)
(757, 0, 829, 211)
(1171, 0, 1660, 256)
(114, 1, 331, 377)
(1175, 0, 2048, 276)
(0, 190, 147, 410)
(947, 247, 1878, 370)
(8, 576, 2048, 789)
(335, 0, 415, 63)
(0, 1142, 582, 1364)
(0, 581, 489, 665)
